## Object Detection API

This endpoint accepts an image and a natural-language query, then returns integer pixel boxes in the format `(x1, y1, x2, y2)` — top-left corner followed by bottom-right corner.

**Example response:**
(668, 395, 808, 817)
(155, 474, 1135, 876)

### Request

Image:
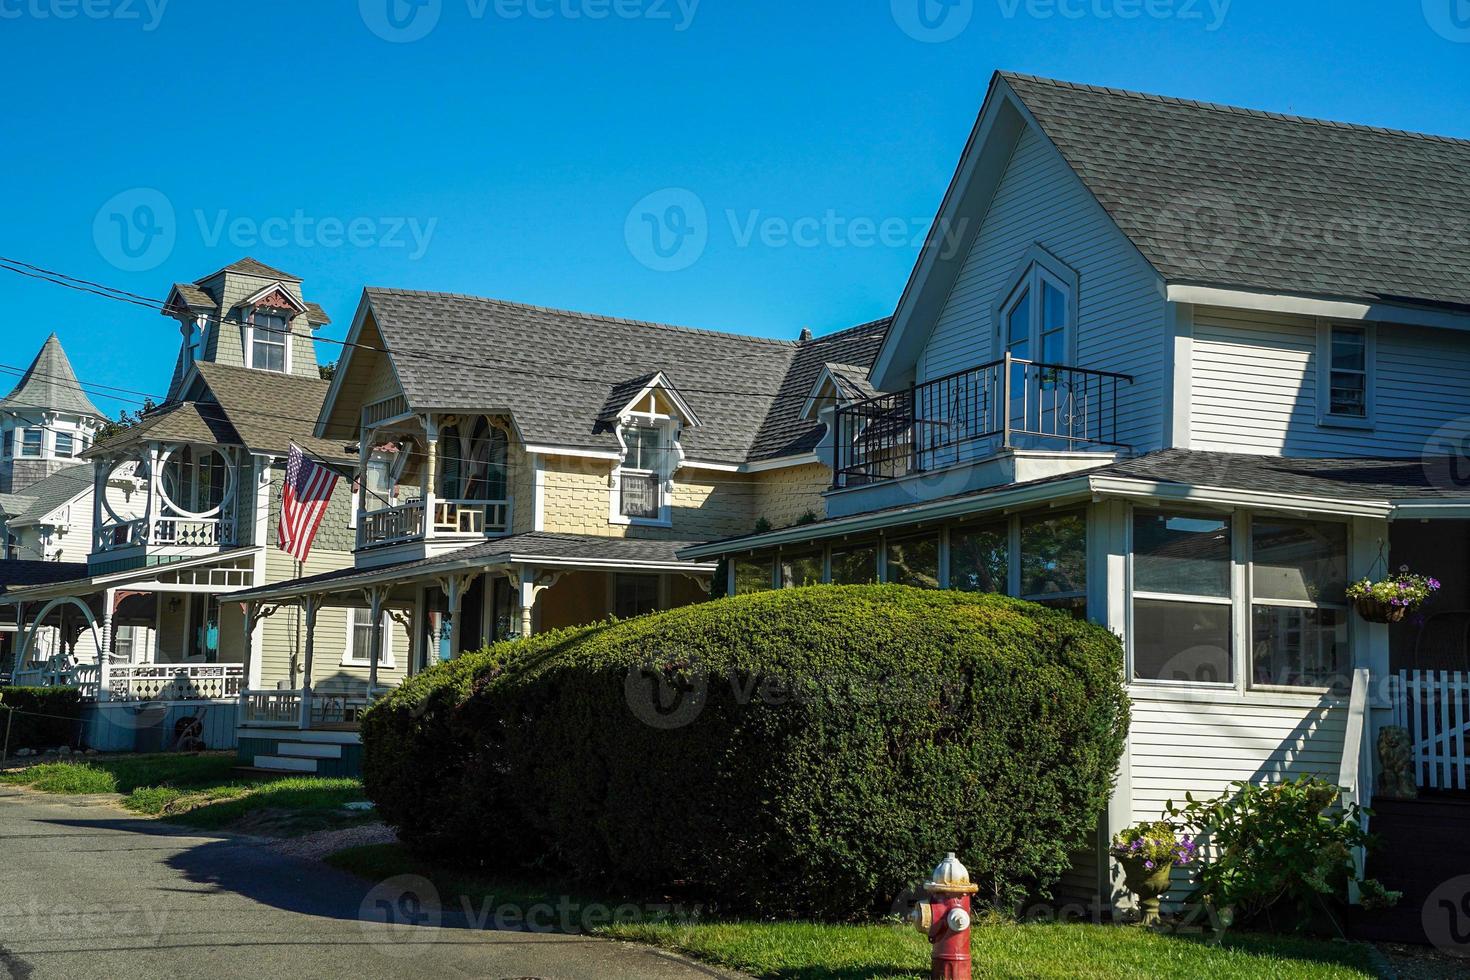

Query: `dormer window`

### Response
(619, 425, 664, 520)
(247, 309, 291, 373)
(993, 245, 1078, 366)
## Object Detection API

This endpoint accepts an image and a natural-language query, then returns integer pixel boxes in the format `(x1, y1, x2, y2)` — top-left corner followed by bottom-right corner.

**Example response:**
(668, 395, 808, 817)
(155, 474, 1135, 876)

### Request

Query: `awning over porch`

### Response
(233, 531, 717, 604)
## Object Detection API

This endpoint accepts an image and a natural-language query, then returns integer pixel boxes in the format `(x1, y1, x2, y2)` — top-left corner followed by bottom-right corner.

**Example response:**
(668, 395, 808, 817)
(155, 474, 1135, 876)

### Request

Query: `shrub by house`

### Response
(363, 585, 1129, 918)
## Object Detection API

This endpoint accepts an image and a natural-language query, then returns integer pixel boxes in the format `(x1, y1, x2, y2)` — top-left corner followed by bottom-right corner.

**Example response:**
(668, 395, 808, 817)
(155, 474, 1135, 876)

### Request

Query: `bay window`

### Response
(54, 431, 74, 458)
(20, 429, 41, 457)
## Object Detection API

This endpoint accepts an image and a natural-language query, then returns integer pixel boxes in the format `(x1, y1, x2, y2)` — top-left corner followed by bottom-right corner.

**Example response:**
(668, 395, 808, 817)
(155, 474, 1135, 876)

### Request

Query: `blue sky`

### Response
(2, 0, 1466, 416)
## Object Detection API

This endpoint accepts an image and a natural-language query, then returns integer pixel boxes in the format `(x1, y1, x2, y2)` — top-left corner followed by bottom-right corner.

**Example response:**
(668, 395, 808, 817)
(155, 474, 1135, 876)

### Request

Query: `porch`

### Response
(231, 531, 715, 772)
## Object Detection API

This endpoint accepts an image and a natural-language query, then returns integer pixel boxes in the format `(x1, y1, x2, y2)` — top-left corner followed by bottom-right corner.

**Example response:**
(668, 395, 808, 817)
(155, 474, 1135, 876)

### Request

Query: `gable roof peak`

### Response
(195, 256, 302, 285)
(0, 334, 104, 419)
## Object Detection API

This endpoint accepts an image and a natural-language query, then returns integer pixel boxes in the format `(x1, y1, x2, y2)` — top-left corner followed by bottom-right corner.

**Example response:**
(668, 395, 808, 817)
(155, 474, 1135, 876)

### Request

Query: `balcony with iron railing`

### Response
(832, 355, 1132, 490)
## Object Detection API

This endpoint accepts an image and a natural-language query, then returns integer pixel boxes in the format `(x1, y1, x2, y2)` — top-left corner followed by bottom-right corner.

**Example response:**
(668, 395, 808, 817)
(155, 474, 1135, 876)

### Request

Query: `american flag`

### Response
(278, 443, 339, 562)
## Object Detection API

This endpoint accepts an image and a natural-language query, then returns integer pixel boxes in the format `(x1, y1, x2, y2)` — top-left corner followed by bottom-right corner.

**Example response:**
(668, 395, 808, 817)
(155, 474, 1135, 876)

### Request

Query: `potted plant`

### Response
(1345, 566, 1440, 623)
(1110, 820, 1197, 926)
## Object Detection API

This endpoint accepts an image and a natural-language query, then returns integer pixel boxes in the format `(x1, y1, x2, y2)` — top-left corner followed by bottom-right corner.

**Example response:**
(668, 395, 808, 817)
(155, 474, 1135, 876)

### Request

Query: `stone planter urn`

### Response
(1119, 856, 1174, 926)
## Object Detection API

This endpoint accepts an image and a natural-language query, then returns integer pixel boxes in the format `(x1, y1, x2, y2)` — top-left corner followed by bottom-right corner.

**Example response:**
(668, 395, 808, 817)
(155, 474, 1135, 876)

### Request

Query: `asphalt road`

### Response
(0, 788, 735, 980)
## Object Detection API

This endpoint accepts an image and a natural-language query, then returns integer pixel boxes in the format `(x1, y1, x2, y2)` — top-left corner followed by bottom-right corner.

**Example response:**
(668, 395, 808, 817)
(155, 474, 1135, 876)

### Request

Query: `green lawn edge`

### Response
(326, 843, 1382, 980)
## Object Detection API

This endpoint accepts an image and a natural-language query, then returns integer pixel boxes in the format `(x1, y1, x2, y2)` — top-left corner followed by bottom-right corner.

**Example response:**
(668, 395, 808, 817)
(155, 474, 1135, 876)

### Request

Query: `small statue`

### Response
(1377, 725, 1417, 800)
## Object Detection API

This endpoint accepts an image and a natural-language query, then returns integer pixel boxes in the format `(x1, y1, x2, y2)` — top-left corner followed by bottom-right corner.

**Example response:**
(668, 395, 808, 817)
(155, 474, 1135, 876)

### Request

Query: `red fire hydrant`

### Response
(908, 852, 978, 980)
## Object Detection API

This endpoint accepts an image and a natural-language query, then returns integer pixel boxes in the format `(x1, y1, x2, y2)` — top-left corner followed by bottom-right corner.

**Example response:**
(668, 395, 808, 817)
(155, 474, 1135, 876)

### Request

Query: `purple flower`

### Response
(1144, 860, 1155, 870)
(1429, 578, 1442, 590)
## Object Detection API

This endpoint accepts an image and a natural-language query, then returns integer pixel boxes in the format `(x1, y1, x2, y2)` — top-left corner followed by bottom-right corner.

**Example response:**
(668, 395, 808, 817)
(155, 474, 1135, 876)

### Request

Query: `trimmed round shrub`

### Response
(363, 585, 1128, 918)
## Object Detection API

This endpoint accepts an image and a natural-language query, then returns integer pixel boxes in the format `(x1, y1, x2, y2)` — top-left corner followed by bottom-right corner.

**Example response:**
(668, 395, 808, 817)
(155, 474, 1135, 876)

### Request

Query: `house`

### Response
(680, 73, 1470, 927)
(231, 288, 887, 771)
(0, 258, 373, 753)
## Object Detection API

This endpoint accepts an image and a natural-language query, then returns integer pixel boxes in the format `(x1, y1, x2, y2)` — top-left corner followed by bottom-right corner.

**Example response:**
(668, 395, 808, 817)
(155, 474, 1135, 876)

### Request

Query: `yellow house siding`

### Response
(535, 455, 755, 542)
(751, 462, 829, 529)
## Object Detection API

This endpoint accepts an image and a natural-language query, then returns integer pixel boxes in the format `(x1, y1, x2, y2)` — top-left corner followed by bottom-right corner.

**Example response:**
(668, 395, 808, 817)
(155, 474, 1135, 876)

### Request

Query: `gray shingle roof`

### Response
(169, 283, 216, 310)
(364, 288, 886, 465)
(1002, 72, 1470, 309)
(304, 301, 331, 326)
(0, 464, 94, 524)
(0, 335, 104, 419)
(196, 256, 300, 283)
(234, 531, 711, 601)
(747, 319, 890, 461)
(1095, 448, 1470, 501)
(0, 560, 90, 593)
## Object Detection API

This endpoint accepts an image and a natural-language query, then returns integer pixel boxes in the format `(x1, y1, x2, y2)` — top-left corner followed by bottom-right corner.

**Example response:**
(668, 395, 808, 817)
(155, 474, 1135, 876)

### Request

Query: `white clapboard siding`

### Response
(1128, 695, 1347, 823)
(1191, 307, 1470, 456)
(917, 124, 1166, 453)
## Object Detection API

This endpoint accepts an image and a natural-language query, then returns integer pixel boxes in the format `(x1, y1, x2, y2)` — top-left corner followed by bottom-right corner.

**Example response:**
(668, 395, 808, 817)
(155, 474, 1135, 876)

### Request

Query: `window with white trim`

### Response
(616, 424, 666, 522)
(54, 432, 74, 458)
(1131, 509, 1233, 684)
(1249, 519, 1348, 691)
(344, 607, 394, 667)
(998, 260, 1074, 366)
(19, 429, 42, 458)
(247, 309, 290, 373)
(1319, 324, 1372, 424)
(1019, 511, 1087, 617)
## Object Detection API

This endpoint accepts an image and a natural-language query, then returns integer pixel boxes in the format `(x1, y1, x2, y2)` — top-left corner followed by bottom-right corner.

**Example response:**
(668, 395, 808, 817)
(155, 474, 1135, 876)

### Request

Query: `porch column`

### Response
(98, 589, 116, 700)
(142, 442, 161, 545)
(410, 585, 427, 674)
(356, 432, 371, 545)
(365, 586, 387, 694)
(92, 459, 107, 553)
(239, 600, 257, 714)
(422, 415, 439, 540)
(516, 568, 564, 639)
(433, 573, 474, 659)
(297, 595, 321, 730)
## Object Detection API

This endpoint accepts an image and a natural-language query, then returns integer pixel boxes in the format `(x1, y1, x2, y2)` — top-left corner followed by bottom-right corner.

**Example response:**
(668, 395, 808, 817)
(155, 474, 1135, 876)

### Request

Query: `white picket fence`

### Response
(1391, 669, 1470, 791)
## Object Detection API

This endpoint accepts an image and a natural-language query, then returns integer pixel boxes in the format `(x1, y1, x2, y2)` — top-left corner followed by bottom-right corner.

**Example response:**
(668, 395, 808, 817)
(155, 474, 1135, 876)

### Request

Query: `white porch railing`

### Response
(9, 662, 243, 702)
(359, 499, 426, 547)
(94, 516, 237, 553)
(432, 498, 510, 536)
(239, 689, 378, 729)
(1391, 669, 1470, 791)
(108, 664, 243, 701)
(241, 690, 303, 727)
(358, 496, 510, 548)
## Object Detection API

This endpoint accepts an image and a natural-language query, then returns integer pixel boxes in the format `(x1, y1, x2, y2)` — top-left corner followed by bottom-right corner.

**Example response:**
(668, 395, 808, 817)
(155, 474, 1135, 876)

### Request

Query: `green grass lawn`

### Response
(0, 753, 373, 836)
(326, 843, 1380, 980)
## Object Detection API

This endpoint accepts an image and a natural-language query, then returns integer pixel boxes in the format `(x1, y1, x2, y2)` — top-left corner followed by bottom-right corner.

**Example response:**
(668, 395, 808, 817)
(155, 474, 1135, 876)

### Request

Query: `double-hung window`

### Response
(248, 310, 290, 373)
(344, 608, 393, 667)
(618, 425, 663, 521)
(1131, 510, 1233, 684)
(1320, 324, 1372, 425)
(54, 432, 74, 458)
(19, 429, 41, 458)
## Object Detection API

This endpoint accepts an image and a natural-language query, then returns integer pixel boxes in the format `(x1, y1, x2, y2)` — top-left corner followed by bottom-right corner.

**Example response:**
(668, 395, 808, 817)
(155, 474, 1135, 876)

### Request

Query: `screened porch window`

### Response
(1131, 509, 1233, 684)
(1250, 520, 1349, 691)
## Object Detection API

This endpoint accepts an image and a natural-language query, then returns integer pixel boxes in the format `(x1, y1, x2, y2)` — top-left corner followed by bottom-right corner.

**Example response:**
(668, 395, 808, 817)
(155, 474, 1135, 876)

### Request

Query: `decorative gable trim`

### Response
(237, 281, 308, 315)
(601, 372, 703, 429)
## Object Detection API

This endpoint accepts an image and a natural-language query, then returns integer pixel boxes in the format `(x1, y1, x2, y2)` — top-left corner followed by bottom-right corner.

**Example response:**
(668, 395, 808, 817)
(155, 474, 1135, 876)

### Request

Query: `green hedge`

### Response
(363, 586, 1128, 918)
(0, 687, 84, 752)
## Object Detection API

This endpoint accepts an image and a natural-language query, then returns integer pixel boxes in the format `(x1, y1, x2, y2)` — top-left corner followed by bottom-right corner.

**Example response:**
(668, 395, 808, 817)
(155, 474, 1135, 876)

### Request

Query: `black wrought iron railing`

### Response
(832, 355, 1133, 488)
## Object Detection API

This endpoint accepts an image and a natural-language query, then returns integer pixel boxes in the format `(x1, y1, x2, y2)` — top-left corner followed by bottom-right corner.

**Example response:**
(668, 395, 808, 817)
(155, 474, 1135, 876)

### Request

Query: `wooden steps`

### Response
(249, 739, 344, 775)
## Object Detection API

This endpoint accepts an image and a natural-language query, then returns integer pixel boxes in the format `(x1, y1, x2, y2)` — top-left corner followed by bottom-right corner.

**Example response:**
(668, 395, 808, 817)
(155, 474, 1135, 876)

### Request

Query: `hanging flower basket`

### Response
(1345, 567, 1440, 624)
(1351, 596, 1408, 624)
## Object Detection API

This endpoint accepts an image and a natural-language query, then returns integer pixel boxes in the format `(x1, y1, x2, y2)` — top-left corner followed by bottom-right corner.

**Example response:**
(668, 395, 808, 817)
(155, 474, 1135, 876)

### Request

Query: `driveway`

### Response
(0, 788, 736, 980)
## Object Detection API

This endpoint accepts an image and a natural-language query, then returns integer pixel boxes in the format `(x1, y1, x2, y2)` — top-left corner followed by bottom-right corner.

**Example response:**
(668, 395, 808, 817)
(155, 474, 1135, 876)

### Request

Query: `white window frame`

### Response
(1125, 504, 1352, 697)
(992, 244, 1080, 365)
(342, 607, 396, 668)
(1316, 321, 1374, 428)
(19, 428, 42, 458)
(609, 409, 681, 528)
(53, 431, 75, 458)
(244, 308, 293, 374)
